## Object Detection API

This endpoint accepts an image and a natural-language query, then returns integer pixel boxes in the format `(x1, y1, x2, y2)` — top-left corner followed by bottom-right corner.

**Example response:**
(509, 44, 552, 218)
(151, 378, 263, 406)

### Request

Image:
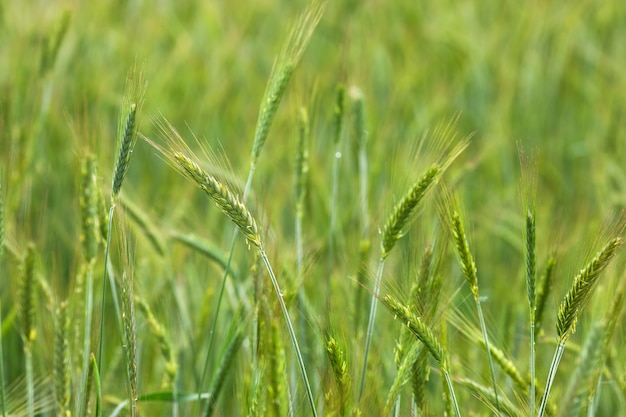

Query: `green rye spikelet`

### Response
(381, 166, 440, 259)
(173, 151, 262, 249)
(250, 1, 325, 167)
(556, 237, 622, 342)
(111, 103, 137, 199)
(380, 295, 445, 367)
(121, 271, 138, 417)
(80, 154, 100, 263)
(54, 301, 71, 416)
(325, 335, 350, 415)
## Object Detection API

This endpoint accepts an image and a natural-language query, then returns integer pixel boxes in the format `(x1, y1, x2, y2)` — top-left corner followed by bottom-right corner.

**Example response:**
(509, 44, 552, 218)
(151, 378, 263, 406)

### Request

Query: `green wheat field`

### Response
(1, 1, 626, 416)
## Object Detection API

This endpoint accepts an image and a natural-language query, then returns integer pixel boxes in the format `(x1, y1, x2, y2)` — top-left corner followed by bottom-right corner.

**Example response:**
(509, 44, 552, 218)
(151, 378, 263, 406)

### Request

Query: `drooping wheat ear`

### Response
(556, 237, 622, 342)
(381, 295, 445, 369)
(53, 301, 71, 416)
(534, 255, 556, 338)
(111, 102, 137, 199)
(250, 1, 326, 167)
(381, 294, 461, 416)
(121, 271, 138, 417)
(19, 243, 37, 345)
(381, 166, 440, 259)
(325, 335, 350, 414)
(135, 297, 178, 389)
(173, 152, 262, 249)
(80, 154, 100, 263)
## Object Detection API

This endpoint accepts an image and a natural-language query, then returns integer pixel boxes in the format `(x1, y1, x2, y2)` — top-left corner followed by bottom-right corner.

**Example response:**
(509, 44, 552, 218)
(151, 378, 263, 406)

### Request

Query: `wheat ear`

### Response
(538, 237, 623, 417)
(54, 301, 71, 416)
(99, 68, 145, 376)
(534, 254, 556, 338)
(359, 125, 469, 399)
(250, 1, 325, 167)
(154, 142, 318, 416)
(441, 188, 501, 413)
(325, 335, 350, 415)
(381, 294, 461, 416)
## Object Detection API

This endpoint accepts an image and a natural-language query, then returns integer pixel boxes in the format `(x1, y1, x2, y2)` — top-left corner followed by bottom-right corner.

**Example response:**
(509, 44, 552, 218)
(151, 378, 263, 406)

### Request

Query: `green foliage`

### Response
(1, 0, 626, 416)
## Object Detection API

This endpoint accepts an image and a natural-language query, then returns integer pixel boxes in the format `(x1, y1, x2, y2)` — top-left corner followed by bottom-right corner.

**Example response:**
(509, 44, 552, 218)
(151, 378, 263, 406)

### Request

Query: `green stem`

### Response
(475, 297, 500, 413)
(443, 370, 462, 417)
(80, 263, 95, 417)
(359, 257, 385, 399)
(537, 341, 565, 417)
(530, 319, 536, 415)
(259, 248, 317, 417)
(25, 344, 34, 417)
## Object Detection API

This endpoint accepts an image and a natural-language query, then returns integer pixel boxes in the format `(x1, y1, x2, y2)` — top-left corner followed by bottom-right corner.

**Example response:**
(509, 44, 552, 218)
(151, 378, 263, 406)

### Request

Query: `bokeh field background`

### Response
(1, 0, 626, 415)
